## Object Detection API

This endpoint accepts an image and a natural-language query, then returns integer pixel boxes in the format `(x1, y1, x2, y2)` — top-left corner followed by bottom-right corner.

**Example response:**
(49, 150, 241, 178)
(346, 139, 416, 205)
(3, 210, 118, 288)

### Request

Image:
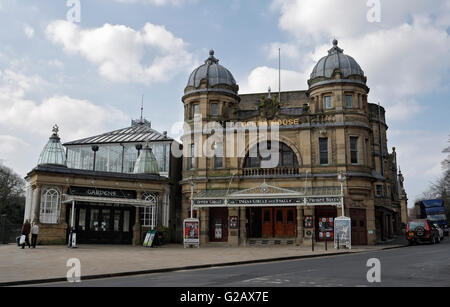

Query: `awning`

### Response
(62, 194, 156, 208)
(192, 183, 342, 208)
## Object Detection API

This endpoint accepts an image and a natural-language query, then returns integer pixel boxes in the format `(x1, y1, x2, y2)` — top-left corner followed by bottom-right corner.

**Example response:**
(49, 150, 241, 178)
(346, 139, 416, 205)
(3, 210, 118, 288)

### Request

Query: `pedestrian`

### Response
(31, 221, 39, 248)
(20, 219, 31, 249)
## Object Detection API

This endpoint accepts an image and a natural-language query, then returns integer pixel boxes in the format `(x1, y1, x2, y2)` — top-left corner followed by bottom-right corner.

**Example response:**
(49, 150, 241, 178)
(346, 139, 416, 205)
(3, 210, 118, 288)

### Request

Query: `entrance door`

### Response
(261, 208, 273, 238)
(247, 208, 262, 238)
(67, 203, 134, 244)
(350, 208, 367, 245)
(209, 208, 228, 242)
(274, 208, 297, 237)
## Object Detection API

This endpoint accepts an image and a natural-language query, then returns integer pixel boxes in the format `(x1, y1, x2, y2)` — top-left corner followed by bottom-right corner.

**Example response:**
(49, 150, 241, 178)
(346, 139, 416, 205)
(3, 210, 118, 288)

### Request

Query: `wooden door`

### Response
(261, 208, 273, 238)
(350, 208, 367, 245)
(285, 208, 296, 237)
(274, 208, 284, 237)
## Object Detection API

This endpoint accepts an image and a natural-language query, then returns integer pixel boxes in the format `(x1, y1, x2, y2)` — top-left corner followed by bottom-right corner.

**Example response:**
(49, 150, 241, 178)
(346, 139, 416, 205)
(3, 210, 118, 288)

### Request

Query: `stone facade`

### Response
(180, 43, 407, 247)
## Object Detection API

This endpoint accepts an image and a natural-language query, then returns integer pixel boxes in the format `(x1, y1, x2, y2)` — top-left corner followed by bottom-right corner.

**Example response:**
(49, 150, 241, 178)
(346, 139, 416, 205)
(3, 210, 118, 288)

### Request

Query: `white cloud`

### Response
(23, 24, 35, 39)
(114, 0, 191, 6)
(272, 0, 449, 44)
(0, 68, 130, 176)
(0, 69, 128, 140)
(256, 1, 450, 121)
(240, 66, 309, 94)
(389, 130, 448, 202)
(46, 20, 195, 84)
(0, 135, 28, 156)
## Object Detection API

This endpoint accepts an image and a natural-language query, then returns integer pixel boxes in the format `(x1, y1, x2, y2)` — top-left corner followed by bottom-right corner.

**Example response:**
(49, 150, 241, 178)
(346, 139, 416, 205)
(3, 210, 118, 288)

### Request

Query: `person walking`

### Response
(20, 220, 31, 249)
(31, 221, 39, 248)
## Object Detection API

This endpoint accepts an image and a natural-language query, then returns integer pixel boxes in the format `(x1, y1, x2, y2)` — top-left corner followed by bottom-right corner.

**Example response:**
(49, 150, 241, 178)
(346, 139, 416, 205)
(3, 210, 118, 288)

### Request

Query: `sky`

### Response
(0, 0, 449, 205)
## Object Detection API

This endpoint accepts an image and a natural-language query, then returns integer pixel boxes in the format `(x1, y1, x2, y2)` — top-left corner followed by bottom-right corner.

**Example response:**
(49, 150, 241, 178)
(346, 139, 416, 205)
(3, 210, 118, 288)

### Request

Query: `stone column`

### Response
(133, 191, 142, 246)
(228, 207, 239, 247)
(296, 206, 304, 245)
(32, 185, 41, 224)
(239, 207, 247, 246)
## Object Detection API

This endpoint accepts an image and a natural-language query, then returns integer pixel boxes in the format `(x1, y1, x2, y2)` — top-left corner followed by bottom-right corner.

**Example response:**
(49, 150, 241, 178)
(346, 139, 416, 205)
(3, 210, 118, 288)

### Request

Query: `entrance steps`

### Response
(247, 238, 295, 246)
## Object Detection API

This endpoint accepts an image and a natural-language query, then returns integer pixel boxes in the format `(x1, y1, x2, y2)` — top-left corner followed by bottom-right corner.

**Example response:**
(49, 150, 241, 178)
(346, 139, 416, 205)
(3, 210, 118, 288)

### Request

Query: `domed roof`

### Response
(37, 125, 67, 167)
(310, 40, 364, 80)
(187, 50, 237, 89)
(133, 143, 159, 175)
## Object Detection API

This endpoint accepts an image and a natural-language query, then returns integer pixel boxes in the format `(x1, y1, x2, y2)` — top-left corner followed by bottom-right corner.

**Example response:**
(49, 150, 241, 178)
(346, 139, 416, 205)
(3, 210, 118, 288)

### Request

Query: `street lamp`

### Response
(338, 171, 346, 217)
(189, 176, 195, 219)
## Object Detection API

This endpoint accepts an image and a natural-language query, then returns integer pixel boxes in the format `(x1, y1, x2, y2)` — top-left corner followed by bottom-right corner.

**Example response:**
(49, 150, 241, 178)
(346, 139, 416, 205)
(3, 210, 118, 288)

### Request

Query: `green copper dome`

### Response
(133, 144, 159, 174)
(37, 125, 67, 167)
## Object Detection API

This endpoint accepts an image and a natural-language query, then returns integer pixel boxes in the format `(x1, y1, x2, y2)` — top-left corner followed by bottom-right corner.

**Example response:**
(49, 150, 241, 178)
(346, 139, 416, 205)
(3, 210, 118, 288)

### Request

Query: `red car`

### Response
(406, 219, 441, 245)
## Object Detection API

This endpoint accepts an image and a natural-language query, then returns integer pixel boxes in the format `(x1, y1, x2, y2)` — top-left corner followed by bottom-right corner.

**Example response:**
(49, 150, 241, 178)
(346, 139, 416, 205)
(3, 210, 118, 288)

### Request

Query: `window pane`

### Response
(101, 209, 110, 231)
(345, 95, 352, 108)
(90, 209, 99, 231)
(287, 210, 294, 222)
(264, 210, 271, 222)
(211, 103, 219, 116)
(79, 209, 86, 231)
(123, 210, 130, 232)
(325, 96, 332, 109)
(114, 210, 121, 232)
(350, 137, 359, 164)
(319, 138, 328, 165)
(276, 210, 283, 222)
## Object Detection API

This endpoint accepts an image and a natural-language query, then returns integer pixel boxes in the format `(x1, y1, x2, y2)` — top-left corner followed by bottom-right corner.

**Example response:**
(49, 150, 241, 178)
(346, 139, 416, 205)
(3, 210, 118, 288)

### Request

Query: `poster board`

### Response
(143, 230, 156, 247)
(184, 218, 200, 248)
(334, 216, 351, 249)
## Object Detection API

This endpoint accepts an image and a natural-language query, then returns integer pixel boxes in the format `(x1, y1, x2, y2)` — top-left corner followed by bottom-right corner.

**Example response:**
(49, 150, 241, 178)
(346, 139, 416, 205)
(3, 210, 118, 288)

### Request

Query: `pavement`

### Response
(0, 239, 407, 286)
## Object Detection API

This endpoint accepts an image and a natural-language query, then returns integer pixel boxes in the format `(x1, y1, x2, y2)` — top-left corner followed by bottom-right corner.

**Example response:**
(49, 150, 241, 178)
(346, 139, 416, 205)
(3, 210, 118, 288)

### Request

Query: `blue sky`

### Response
(0, 0, 449, 204)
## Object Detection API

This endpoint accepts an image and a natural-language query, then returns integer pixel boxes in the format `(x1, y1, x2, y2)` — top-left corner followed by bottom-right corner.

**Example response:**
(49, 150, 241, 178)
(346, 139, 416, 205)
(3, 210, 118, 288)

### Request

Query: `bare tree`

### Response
(420, 135, 450, 220)
(0, 163, 25, 224)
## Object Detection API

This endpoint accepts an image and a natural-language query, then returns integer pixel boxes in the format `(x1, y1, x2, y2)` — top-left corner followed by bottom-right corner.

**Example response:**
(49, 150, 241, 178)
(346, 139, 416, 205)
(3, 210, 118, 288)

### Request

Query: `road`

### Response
(38, 239, 450, 287)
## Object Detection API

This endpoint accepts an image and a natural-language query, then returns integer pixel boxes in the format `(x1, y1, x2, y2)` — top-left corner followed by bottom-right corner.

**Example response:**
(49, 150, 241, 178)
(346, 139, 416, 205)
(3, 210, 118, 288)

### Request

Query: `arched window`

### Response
(140, 192, 157, 228)
(40, 187, 61, 224)
(244, 141, 299, 168)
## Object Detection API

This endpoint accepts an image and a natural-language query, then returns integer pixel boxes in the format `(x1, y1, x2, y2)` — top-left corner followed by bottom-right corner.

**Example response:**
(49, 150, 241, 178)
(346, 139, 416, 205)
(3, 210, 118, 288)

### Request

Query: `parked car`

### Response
(406, 219, 441, 245)
(433, 224, 445, 241)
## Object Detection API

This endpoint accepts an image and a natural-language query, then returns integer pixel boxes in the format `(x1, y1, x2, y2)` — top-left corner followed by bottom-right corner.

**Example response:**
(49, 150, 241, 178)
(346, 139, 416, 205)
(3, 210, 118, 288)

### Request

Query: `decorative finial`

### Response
(52, 124, 59, 136)
(328, 38, 343, 55)
(205, 49, 219, 64)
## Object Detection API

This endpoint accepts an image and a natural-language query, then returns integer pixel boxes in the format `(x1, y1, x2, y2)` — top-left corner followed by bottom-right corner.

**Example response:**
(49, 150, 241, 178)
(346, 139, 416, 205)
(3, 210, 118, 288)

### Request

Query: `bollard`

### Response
(325, 238, 328, 251)
(312, 234, 314, 252)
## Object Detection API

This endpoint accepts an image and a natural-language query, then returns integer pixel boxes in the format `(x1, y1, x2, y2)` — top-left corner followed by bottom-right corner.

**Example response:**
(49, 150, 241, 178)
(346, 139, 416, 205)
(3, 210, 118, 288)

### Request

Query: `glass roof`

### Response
(63, 121, 174, 146)
(38, 125, 67, 167)
(133, 145, 159, 174)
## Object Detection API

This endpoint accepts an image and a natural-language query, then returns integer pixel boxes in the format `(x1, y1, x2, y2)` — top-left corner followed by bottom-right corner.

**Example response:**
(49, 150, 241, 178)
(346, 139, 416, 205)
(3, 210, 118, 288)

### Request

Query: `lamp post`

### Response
(338, 171, 346, 217)
(189, 176, 195, 219)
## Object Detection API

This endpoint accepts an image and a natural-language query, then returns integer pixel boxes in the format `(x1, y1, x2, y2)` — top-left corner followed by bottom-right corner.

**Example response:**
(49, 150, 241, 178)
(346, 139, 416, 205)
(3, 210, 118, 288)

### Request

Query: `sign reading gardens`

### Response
(68, 186, 137, 199)
(193, 196, 341, 207)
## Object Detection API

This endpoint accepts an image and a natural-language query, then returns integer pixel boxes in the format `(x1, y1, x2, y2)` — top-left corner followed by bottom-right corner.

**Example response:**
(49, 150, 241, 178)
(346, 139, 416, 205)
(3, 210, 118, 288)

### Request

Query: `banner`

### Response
(143, 230, 156, 247)
(184, 218, 200, 248)
(334, 216, 351, 249)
